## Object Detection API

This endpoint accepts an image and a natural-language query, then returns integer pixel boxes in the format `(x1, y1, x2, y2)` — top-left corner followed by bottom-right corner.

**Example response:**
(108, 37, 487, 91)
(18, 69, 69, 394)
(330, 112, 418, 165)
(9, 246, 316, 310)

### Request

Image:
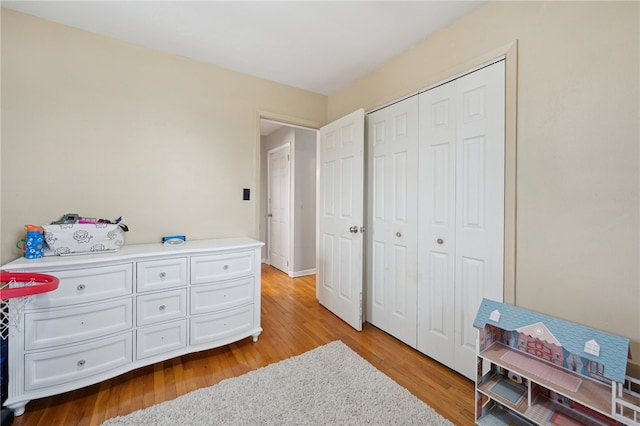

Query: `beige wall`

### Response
(330, 1, 640, 350)
(0, 9, 327, 264)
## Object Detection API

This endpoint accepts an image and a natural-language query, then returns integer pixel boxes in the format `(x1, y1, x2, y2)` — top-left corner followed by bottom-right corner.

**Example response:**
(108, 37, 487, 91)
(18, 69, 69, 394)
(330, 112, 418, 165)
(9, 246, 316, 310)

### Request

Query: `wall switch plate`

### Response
(243, 188, 250, 200)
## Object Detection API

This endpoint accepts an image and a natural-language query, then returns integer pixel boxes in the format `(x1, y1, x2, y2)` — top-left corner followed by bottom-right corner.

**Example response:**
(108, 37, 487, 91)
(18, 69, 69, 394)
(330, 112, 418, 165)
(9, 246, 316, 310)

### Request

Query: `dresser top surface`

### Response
(1, 237, 264, 271)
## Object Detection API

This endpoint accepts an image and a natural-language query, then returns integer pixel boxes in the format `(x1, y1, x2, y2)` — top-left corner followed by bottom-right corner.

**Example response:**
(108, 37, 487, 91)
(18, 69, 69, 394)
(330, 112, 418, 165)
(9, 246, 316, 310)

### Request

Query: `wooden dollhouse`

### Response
(474, 298, 640, 425)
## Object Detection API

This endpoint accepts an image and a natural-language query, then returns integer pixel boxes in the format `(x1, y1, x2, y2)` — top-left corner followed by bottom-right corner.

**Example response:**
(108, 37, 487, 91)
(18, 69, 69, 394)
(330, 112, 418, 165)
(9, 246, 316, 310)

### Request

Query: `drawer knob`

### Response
(159, 304, 166, 311)
(159, 272, 167, 279)
(77, 284, 86, 291)
(77, 359, 86, 367)
(223, 265, 229, 271)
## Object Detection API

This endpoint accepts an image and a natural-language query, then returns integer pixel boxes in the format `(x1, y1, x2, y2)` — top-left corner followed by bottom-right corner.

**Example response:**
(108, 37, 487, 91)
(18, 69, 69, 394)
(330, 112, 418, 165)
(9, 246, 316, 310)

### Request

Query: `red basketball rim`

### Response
(0, 272, 59, 299)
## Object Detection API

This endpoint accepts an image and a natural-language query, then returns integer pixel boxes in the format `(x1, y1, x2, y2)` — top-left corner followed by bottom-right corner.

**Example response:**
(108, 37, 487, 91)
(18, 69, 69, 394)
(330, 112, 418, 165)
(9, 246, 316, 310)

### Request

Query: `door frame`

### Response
(431, 43, 518, 305)
(364, 40, 518, 306)
(257, 113, 321, 273)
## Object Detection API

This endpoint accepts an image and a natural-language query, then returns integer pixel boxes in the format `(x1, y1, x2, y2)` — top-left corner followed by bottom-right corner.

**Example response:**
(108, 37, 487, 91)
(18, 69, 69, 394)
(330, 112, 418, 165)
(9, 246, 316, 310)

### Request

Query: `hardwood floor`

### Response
(9, 265, 475, 426)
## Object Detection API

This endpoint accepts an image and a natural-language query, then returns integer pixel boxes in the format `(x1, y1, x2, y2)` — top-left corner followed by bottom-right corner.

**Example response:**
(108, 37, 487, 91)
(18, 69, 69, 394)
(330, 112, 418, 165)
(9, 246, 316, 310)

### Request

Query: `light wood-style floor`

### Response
(9, 265, 475, 426)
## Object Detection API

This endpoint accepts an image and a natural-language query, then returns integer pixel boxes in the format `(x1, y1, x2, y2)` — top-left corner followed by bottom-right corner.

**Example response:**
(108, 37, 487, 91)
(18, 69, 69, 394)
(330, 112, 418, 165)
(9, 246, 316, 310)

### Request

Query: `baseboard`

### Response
(289, 269, 316, 278)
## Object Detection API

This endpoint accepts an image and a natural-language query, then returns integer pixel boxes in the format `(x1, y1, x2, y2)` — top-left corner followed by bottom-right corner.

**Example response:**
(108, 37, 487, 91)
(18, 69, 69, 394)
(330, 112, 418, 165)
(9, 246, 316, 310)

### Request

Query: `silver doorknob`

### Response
(396, 232, 402, 238)
(437, 238, 444, 244)
(349, 226, 358, 234)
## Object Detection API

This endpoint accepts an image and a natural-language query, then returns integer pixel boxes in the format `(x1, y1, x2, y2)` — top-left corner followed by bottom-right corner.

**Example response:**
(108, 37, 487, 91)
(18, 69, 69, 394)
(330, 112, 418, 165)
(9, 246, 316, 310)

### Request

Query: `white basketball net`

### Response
(1, 278, 35, 340)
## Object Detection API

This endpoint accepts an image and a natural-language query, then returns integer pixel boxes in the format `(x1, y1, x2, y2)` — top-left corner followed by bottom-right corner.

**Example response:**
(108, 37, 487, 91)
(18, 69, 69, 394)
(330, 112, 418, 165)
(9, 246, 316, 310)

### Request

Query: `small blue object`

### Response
(25, 231, 45, 259)
(162, 235, 186, 243)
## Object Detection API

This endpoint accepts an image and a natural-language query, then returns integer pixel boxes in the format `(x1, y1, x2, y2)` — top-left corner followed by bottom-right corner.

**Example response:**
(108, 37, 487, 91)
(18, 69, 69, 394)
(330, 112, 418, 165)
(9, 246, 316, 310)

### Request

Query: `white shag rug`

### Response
(102, 341, 453, 425)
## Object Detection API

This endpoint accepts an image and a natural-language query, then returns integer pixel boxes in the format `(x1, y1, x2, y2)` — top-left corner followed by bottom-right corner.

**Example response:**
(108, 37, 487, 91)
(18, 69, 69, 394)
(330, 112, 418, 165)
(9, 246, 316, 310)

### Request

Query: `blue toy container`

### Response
(23, 225, 45, 259)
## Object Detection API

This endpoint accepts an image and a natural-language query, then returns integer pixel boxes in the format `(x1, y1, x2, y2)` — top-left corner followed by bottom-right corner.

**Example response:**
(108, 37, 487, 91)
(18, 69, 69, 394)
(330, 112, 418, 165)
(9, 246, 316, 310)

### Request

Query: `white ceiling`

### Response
(3, 1, 487, 135)
(3, 1, 486, 95)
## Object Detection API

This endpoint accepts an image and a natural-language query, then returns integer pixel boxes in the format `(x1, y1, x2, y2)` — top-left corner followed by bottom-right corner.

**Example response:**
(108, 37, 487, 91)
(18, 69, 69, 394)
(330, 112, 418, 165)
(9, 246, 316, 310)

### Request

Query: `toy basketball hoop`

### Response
(0, 272, 59, 340)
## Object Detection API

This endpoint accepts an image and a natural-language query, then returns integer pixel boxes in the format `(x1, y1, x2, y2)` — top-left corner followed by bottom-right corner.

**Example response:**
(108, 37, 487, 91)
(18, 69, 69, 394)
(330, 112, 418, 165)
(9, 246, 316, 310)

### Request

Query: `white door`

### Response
(317, 109, 365, 331)
(454, 62, 505, 379)
(268, 144, 290, 274)
(417, 60, 505, 380)
(417, 80, 457, 366)
(366, 96, 419, 346)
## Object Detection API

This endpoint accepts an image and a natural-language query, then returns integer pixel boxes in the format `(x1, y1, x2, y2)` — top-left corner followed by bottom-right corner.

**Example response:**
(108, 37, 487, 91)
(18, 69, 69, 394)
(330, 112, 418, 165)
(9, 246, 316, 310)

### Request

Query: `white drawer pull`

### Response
(159, 304, 166, 311)
(159, 272, 166, 279)
(77, 284, 86, 291)
(77, 359, 86, 367)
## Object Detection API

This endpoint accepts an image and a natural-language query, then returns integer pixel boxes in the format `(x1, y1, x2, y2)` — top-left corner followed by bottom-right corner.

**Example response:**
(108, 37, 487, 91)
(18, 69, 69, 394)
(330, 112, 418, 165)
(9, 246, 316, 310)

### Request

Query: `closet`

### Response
(366, 60, 505, 381)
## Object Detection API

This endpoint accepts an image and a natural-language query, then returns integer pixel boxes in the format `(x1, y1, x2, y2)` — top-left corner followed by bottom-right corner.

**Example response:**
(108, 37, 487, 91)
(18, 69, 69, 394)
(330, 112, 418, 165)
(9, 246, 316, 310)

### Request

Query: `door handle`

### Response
(267, 213, 273, 218)
(349, 226, 359, 234)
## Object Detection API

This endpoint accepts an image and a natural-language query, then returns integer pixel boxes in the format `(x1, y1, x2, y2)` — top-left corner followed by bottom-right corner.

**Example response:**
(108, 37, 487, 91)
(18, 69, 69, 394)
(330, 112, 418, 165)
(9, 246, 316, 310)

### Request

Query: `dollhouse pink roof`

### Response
(473, 298, 630, 384)
(517, 322, 560, 346)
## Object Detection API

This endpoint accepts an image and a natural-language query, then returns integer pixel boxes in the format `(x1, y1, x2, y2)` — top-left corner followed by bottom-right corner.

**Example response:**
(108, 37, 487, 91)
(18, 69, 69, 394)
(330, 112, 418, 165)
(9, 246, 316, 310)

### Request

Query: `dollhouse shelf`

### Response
(474, 299, 640, 426)
(478, 343, 613, 425)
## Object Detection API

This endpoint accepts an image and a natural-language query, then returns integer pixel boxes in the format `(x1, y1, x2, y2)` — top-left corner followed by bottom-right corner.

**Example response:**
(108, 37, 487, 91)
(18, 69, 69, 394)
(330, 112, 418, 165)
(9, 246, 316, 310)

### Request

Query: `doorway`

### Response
(260, 119, 318, 277)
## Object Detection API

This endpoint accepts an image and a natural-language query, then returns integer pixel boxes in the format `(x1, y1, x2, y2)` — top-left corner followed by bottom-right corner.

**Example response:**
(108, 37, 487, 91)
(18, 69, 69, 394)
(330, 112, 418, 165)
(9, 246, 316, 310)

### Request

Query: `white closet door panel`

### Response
(432, 144, 452, 226)
(371, 240, 386, 309)
(427, 251, 451, 337)
(366, 97, 418, 347)
(456, 256, 485, 360)
(454, 61, 505, 380)
(391, 245, 409, 316)
(393, 152, 409, 222)
(373, 155, 386, 221)
(417, 82, 457, 368)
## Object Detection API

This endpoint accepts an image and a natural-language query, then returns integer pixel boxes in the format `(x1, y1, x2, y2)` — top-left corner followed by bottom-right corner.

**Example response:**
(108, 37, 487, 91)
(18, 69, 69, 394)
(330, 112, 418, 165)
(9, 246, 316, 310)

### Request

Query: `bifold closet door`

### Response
(366, 96, 419, 347)
(417, 61, 505, 381)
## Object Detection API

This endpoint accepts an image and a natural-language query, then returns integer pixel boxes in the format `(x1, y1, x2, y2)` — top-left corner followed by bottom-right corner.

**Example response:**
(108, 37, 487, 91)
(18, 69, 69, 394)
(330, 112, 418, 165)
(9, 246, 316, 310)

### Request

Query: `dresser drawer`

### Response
(190, 305, 253, 346)
(136, 320, 187, 360)
(190, 251, 254, 284)
(137, 257, 187, 292)
(28, 264, 133, 309)
(136, 289, 187, 326)
(190, 277, 253, 315)
(25, 299, 133, 350)
(25, 332, 132, 391)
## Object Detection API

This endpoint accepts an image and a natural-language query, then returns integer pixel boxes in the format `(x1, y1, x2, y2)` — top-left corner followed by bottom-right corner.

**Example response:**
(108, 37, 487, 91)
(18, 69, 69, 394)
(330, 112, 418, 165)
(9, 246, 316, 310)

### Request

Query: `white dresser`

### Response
(0, 238, 264, 416)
